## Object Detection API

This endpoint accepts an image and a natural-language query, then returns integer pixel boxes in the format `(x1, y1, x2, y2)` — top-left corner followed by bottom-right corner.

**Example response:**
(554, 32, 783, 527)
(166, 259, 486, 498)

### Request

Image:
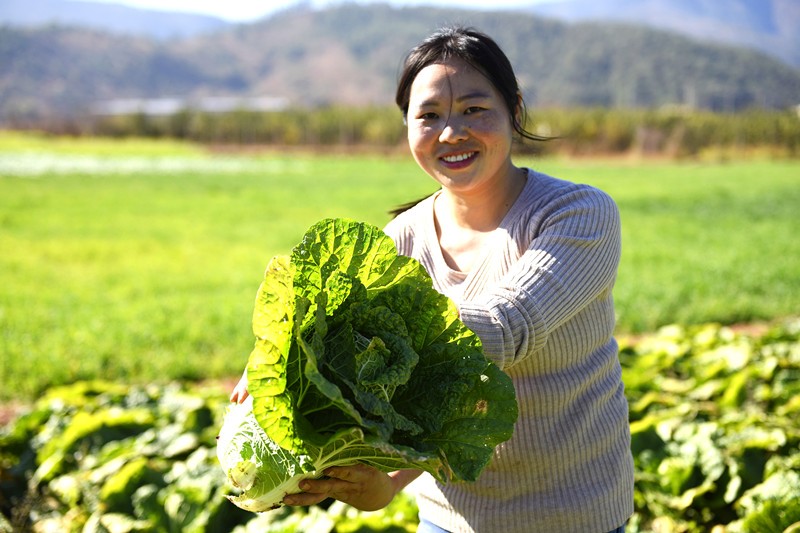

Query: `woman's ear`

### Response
(514, 92, 523, 129)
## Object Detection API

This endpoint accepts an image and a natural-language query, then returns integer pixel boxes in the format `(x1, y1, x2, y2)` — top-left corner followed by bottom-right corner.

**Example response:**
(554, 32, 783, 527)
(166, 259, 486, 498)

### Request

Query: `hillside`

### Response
(1, 4, 799, 122)
(530, 0, 800, 68)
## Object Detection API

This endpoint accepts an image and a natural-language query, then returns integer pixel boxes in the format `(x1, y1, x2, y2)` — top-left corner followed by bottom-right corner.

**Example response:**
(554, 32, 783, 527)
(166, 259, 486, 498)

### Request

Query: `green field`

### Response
(1, 132, 798, 400)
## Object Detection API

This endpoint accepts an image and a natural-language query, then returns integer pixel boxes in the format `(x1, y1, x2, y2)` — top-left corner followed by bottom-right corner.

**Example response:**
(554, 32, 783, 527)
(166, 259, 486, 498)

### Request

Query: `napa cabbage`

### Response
(217, 218, 517, 512)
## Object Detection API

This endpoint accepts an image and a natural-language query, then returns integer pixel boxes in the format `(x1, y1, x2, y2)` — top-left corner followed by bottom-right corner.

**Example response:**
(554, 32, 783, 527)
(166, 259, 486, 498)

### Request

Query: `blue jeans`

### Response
(416, 518, 448, 533)
(418, 516, 626, 533)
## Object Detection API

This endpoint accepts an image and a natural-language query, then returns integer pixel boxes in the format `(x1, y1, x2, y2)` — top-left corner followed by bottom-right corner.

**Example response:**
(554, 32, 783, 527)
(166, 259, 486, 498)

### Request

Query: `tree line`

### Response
(27, 105, 800, 158)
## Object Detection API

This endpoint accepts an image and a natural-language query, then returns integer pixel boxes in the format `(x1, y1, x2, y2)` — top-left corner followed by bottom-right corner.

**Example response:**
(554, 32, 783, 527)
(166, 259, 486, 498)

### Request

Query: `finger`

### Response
(324, 463, 370, 481)
(283, 491, 329, 507)
(229, 387, 249, 403)
(304, 476, 371, 508)
(299, 477, 348, 496)
(284, 478, 337, 505)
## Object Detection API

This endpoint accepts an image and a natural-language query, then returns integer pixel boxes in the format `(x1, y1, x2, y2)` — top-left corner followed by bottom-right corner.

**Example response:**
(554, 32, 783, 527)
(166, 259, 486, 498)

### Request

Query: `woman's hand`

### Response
(283, 465, 421, 512)
(229, 369, 249, 403)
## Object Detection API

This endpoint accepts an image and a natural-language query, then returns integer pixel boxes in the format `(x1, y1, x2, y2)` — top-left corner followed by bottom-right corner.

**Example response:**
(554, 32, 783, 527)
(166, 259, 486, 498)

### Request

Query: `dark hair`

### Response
(395, 26, 546, 143)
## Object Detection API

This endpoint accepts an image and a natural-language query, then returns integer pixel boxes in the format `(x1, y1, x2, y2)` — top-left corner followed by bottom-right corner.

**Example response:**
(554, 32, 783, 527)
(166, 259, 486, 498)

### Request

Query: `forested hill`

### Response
(1, 4, 799, 122)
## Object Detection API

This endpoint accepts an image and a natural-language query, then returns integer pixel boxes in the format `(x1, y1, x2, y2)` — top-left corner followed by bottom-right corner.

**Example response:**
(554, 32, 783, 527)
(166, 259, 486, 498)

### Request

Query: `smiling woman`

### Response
(404, 59, 519, 207)
(227, 26, 635, 533)
(402, 56, 530, 273)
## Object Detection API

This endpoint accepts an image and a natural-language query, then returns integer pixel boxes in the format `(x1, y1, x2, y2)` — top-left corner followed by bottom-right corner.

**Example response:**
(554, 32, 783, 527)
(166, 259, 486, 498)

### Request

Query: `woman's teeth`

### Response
(442, 152, 475, 163)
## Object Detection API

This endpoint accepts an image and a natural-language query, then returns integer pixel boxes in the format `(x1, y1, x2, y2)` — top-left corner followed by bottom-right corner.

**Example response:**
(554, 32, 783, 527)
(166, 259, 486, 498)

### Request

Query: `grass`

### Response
(532, 157, 800, 332)
(1, 132, 798, 400)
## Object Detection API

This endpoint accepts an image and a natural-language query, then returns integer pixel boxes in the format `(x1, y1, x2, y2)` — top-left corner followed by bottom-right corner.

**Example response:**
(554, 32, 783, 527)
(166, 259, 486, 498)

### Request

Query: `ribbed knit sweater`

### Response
(383, 169, 634, 532)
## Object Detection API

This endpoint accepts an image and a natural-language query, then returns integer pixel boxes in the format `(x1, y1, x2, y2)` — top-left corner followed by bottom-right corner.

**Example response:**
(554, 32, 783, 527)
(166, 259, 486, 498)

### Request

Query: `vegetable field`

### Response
(1, 132, 799, 531)
(2, 321, 798, 531)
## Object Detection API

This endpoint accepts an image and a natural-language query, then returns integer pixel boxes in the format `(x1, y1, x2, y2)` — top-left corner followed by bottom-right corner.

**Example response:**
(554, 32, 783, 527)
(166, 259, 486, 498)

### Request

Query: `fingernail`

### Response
(299, 481, 310, 490)
(284, 496, 295, 505)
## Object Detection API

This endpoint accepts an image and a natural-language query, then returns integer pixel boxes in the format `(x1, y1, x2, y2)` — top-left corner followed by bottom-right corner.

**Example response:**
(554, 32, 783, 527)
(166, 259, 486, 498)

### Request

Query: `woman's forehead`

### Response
(409, 58, 495, 104)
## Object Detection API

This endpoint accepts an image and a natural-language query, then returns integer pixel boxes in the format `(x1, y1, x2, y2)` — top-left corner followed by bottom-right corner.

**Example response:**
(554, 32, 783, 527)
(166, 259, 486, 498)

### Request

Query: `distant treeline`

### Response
(36, 106, 800, 157)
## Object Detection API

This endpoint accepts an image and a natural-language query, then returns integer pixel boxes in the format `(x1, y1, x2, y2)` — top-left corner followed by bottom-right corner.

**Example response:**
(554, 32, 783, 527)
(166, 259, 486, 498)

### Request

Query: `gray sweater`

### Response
(383, 169, 634, 532)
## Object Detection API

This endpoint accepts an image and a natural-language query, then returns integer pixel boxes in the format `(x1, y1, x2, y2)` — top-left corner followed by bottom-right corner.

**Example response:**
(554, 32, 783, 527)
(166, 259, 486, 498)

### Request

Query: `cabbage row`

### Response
(622, 320, 800, 532)
(2, 320, 798, 532)
(0, 381, 416, 532)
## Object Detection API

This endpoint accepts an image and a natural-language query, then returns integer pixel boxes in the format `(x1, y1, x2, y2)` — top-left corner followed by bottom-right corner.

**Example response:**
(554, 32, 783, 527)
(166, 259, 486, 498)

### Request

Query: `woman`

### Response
(232, 26, 634, 533)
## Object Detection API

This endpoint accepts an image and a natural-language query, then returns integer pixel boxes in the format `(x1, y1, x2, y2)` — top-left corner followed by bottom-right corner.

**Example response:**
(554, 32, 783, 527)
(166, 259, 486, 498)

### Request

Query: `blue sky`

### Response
(83, 0, 563, 22)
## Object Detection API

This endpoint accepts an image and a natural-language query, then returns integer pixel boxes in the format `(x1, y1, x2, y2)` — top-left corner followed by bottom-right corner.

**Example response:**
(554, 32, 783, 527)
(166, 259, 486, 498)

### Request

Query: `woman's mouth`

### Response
(440, 151, 476, 167)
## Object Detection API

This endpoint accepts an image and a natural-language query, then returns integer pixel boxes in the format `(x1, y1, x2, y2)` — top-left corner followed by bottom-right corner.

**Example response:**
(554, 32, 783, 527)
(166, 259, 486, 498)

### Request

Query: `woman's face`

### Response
(405, 57, 516, 197)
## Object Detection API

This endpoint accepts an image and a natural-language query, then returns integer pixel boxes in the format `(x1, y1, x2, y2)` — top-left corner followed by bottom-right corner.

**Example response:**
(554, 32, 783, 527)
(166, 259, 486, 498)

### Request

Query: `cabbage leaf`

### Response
(217, 218, 517, 512)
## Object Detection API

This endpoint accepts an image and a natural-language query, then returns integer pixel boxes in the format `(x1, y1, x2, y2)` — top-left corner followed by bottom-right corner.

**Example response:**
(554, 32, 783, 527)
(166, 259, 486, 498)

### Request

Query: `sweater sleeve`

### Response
(458, 186, 621, 369)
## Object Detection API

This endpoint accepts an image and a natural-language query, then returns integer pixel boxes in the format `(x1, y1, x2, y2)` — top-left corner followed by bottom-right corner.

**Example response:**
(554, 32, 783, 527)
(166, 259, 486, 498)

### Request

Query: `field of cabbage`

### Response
(2, 320, 798, 532)
(1, 133, 799, 531)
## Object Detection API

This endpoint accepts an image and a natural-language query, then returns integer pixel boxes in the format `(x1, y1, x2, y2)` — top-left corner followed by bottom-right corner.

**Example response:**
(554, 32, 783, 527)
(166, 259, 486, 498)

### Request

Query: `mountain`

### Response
(3, 0, 798, 68)
(1, 4, 799, 122)
(528, 0, 800, 68)
(0, 0, 230, 39)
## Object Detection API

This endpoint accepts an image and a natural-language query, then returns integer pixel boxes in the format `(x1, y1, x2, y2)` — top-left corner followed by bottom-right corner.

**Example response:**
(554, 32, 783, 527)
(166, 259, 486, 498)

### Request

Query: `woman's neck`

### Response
(433, 165, 527, 272)
(437, 165, 527, 232)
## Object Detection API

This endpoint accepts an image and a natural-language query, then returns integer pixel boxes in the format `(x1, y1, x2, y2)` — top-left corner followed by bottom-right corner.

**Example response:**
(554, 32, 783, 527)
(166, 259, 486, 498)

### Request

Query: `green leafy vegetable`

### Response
(621, 320, 800, 532)
(216, 218, 518, 512)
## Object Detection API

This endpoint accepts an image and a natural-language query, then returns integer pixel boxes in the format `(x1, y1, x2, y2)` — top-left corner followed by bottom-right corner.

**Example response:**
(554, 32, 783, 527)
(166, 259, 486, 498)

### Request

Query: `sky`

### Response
(81, 0, 561, 22)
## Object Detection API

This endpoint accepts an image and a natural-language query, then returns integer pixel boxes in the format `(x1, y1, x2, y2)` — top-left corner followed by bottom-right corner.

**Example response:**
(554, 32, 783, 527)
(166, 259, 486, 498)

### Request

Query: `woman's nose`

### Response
(439, 116, 468, 143)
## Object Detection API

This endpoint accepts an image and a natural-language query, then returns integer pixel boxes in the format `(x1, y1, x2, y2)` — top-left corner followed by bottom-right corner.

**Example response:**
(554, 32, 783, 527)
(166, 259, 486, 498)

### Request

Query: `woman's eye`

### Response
(419, 112, 438, 120)
(465, 106, 485, 115)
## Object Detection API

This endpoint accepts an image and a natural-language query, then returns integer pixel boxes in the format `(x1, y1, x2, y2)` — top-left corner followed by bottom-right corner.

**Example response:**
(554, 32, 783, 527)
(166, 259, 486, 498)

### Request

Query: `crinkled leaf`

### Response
(429, 362, 519, 481)
(248, 255, 298, 450)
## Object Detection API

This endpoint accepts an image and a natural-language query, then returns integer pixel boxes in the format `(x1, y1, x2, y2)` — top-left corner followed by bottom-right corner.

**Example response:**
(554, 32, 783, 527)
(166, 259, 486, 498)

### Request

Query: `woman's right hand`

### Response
(229, 369, 249, 403)
(283, 466, 421, 512)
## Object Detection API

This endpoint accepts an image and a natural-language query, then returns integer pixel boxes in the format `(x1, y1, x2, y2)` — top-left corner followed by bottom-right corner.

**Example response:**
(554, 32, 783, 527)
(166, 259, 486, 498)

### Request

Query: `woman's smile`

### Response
(441, 150, 477, 168)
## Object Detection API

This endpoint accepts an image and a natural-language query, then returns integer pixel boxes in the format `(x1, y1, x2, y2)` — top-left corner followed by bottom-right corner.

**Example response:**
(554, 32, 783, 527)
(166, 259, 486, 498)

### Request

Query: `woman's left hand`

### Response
(283, 464, 401, 512)
(229, 369, 249, 404)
